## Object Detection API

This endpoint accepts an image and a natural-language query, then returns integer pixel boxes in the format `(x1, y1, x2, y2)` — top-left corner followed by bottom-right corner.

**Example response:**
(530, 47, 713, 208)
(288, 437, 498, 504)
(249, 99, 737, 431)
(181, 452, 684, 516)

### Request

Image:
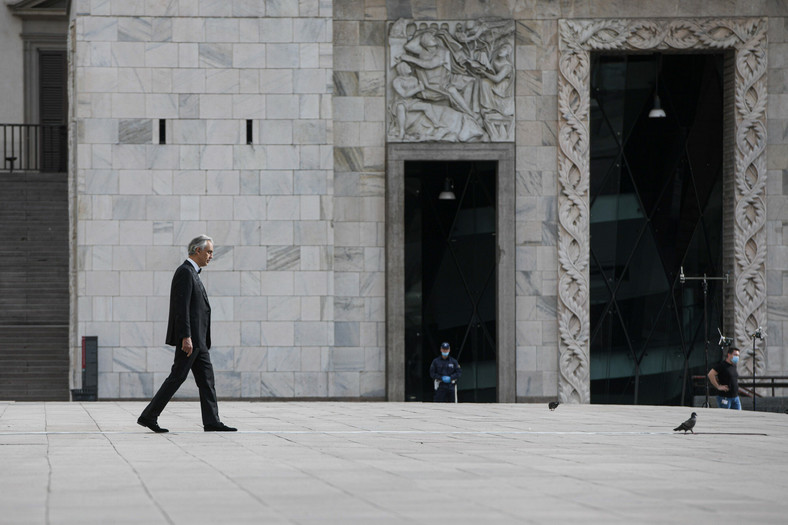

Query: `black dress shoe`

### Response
(137, 417, 169, 433)
(204, 422, 237, 432)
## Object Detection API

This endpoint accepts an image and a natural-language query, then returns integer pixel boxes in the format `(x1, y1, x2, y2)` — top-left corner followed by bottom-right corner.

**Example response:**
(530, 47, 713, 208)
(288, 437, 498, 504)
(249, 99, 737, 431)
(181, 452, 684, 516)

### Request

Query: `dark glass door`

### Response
(404, 161, 497, 402)
(589, 53, 724, 405)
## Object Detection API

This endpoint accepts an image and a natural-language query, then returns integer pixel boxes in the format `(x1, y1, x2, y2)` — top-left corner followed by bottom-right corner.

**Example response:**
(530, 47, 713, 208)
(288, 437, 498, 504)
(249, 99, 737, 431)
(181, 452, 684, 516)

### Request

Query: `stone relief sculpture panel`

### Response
(387, 19, 515, 143)
(556, 18, 768, 403)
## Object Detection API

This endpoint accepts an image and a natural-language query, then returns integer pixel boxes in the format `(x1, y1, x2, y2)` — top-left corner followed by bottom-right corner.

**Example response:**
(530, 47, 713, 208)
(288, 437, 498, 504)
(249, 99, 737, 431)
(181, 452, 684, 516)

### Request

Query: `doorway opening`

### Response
(404, 161, 497, 402)
(589, 53, 725, 405)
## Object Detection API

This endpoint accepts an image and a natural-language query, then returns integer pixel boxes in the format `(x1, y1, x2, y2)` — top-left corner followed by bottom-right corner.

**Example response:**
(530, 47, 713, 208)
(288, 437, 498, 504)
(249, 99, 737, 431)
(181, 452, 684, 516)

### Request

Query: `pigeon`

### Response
(673, 412, 697, 433)
(548, 401, 560, 411)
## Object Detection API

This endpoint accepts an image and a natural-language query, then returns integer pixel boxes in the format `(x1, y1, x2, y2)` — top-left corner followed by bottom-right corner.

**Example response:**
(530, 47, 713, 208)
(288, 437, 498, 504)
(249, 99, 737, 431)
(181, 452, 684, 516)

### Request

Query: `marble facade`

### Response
(67, 1, 788, 402)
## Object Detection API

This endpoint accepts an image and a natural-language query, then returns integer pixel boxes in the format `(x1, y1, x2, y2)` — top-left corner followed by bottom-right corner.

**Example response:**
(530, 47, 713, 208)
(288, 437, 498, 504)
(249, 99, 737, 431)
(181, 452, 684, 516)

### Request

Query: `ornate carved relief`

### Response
(387, 19, 515, 143)
(557, 18, 768, 403)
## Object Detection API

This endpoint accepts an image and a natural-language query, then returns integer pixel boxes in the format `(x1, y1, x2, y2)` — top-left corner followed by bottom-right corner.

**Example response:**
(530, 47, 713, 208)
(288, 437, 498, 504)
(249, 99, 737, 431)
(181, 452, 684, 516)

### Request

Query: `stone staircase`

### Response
(0, 171, 69, 400)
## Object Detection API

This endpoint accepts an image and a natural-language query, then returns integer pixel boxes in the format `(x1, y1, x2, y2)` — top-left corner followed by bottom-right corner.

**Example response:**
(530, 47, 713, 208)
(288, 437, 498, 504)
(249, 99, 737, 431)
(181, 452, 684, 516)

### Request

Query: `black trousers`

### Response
(140, 346, 220, 426)
(434, 385, 455, 403)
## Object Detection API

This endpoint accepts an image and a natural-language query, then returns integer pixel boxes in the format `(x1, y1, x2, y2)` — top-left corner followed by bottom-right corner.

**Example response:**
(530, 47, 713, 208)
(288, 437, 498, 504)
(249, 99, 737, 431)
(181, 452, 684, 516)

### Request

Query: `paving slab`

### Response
(1, 401, 787, 524)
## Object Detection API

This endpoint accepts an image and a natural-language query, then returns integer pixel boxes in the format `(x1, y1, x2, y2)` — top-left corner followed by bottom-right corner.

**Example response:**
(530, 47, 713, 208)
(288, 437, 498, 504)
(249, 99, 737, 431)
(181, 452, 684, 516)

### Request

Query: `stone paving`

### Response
(1, 401, 787, 524)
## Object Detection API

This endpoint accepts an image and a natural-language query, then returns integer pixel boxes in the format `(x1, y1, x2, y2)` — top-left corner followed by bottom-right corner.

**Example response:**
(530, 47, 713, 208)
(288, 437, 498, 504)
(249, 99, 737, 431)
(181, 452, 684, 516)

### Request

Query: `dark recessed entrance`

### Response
(589, 53, 725, 405)
(404, 161, 497, 402)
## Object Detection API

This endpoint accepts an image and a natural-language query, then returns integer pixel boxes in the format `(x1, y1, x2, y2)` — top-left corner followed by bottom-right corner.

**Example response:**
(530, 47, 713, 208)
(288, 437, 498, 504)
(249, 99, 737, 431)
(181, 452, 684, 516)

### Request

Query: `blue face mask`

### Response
(731, 355, 739, 364)
(441, 351, 450, 357)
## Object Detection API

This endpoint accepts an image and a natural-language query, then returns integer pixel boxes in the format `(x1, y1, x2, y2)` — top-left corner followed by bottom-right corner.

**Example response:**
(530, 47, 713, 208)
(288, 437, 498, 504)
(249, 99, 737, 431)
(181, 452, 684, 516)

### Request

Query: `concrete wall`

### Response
(69, 0, 788, 400)
(0, 2, 24, 123)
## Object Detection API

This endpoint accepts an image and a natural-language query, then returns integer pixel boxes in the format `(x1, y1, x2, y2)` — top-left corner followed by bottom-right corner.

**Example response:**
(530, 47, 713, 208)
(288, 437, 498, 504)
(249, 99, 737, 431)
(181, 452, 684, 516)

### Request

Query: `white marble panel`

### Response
(206, 69, 239, 94)
(268, 347, 300, 372)
(199, 43, 233, 68)
(241, 372, 262, 397)
(259, 18, 293, 43)
(268, 295, 301, 321)
(260, 69, 293, 94)
(199, 0, 231, 17)
(145, 94, 178, 118)
(233, 146, 267, 170)
(266, 145, 300, 170)
(266, 196, 300, 220)
(233, 296, 266, 322)
(81, 119, 119, 144)
(83, 16, 118, 41)
(206, 18, 239, 42)
(293, 18, 328, 43)
(146, 145, 180, 169)
(117, 68, 150, 94)
(172, 119, 206, 144)
(200, 195, 234, 220)
(260, 321, 294, 346)
(260, 120, 293, 145)
(232, 246, 267, 271)
(299, 43, 320, 69)
(232, 43, 266, 68)
(259, 170, 294, 195)
(294, 221, 328, 246)
(179, 145, 201, 169)
(179, 195, 201, 220)
(295, 321, 330, 346)
(260, 372, 295, 397)
(266, 95, 299, 120)
(328, 372, 360, 397)
(144, 42, 178, 68)
(293, 121, 327, 145)
(199, 94, 233, 118)
(239, 70, 260, 94)
(360, 372, 385, 397)
(232, 94, 265, 119)
(172, 17, 204, 42)
(111, 296, 147, 322)
(118, 320, 155, 347)
(294, 372, 328, 397)
(92, 296, 113, 322)
(199, 145, 233, 170)
(205, 119, 240, 144)
(260, 271, 294, 295)
(267, 43, 299, 69)
(266, 0, 298, 17)
(173, 69, 206, 94)
(84, 220, 119, 246)
(98, 372, 120, 399)
(299, 346, 323, 371)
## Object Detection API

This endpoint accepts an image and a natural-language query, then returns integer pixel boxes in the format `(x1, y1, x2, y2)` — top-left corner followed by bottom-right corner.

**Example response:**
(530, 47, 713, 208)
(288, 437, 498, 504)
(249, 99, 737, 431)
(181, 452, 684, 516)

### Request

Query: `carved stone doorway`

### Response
(386, 144, 515, 402)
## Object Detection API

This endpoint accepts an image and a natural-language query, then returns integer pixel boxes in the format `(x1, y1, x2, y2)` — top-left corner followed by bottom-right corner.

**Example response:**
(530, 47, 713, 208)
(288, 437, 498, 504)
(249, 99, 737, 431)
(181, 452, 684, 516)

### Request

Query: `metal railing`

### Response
(692, 375, 788, 398)
(2, 123, 67, 173)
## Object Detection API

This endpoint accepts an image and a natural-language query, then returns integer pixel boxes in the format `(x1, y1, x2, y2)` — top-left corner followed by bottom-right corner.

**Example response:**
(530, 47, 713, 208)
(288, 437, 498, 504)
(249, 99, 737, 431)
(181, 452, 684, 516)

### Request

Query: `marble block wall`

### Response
(71, 0, 350, 399)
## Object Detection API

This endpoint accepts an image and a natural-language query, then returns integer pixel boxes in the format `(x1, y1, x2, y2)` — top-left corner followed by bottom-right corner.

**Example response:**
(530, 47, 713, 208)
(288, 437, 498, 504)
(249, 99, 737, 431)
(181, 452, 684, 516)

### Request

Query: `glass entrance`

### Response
(589, 53, 725, 405)
(404, 161, 497, 402)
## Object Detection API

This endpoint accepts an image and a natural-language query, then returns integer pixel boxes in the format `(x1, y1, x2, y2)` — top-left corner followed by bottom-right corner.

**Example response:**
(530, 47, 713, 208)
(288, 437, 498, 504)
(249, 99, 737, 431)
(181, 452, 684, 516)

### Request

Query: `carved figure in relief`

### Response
(388, 18, 515, 142)
(390, 62, 484, 142)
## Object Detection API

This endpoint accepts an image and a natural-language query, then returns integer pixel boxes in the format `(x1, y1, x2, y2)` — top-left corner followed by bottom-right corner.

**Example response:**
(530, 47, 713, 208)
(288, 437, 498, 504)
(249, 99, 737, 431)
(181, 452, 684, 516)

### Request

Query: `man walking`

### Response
(708, 347, 742, 410)
(137, 235, 236, 432)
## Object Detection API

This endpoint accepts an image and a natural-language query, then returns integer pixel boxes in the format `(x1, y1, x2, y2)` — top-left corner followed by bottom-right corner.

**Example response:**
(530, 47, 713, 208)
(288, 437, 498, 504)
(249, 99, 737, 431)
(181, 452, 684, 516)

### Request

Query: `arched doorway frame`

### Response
(556, 18, 768, 403)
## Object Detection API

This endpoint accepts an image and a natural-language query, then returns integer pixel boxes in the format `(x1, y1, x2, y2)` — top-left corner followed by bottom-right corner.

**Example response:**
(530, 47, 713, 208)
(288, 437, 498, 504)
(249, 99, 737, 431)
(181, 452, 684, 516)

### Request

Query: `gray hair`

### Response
(187, 235, 213, 255)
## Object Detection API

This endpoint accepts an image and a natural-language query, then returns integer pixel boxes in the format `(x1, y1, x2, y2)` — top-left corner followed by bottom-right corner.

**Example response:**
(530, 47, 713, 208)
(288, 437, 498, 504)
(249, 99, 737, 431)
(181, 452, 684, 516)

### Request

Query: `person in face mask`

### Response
(707, 347, 741, 410)
(429, 342, 462, 403)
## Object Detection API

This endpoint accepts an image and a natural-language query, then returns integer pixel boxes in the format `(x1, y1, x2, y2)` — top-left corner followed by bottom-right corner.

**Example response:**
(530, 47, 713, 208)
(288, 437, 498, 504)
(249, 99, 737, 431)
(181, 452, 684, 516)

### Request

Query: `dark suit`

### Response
(140, 260, 220, 426)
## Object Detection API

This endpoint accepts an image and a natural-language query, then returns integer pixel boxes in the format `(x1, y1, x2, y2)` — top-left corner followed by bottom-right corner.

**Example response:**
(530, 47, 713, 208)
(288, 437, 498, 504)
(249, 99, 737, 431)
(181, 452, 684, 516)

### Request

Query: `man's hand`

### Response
(718, 385, 729, 392)
(181, 337, 193, 356)
(442, 375, 451, 384)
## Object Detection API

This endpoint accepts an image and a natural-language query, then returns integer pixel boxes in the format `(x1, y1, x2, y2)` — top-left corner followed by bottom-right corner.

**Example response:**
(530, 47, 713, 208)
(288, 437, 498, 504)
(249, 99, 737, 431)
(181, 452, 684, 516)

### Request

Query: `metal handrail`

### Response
(692, 375, 788, 398)
(2, 123, 67, 173)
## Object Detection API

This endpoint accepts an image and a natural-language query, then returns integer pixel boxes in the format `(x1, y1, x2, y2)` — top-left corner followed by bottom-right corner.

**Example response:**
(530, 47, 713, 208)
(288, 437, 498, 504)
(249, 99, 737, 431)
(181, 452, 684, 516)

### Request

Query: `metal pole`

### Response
(679, 267, 728, 409)
(703, 277, 709, 408)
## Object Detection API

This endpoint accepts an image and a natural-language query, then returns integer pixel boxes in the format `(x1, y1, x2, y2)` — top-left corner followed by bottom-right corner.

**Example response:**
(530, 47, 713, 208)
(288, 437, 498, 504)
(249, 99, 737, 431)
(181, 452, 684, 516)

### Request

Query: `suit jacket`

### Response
(165, 260, 211, 350)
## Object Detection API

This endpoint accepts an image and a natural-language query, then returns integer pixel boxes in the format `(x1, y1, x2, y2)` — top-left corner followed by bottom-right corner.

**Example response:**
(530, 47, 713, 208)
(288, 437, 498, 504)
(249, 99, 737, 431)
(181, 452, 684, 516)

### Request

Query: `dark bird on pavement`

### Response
(548, 401, 559, 411)
(673, 412, 697, 433)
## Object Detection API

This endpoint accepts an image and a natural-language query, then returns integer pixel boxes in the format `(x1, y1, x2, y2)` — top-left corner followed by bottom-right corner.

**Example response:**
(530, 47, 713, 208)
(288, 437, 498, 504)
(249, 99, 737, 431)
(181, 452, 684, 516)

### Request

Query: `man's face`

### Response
(728, 349, 740, 364)
(193, 241, 214, 267)
(441, 346, 450, 359)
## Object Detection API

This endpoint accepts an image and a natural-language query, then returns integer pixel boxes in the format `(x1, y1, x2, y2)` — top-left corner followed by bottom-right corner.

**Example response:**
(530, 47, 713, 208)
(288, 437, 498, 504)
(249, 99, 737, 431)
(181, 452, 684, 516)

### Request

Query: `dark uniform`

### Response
(429, 355, 462, 403)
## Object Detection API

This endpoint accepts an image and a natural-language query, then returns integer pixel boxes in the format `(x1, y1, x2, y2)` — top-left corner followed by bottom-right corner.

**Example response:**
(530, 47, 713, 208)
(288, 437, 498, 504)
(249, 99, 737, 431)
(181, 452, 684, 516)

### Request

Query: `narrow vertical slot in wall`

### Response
(246, 119, 253, 144)
(158, 119, 166, 144)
